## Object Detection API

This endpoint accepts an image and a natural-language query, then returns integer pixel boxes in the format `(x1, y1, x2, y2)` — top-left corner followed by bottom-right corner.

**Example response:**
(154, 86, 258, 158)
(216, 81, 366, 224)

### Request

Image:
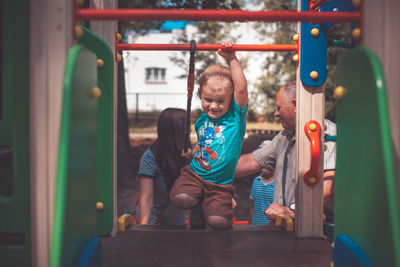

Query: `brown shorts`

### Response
(170, 165, 235, 221)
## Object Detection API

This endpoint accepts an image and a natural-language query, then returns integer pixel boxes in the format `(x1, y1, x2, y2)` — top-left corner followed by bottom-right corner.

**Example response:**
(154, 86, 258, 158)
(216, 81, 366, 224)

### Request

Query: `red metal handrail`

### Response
(77, 9, 360, 24)
(117, 43, 298, 52)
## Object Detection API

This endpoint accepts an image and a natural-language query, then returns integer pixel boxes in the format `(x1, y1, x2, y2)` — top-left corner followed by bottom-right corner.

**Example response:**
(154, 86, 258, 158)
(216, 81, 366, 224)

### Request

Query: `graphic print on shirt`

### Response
(195, 122, 225, 170)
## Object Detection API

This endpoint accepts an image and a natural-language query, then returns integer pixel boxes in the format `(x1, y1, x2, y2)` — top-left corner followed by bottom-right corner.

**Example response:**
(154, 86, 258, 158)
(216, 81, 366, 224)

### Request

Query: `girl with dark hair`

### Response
(136, 108, 188, 225)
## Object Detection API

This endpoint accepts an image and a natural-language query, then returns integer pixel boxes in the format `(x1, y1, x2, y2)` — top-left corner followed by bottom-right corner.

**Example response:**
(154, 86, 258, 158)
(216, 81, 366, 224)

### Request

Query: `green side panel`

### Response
(50, 45, 98, 267)
(78, 25, 114, 236)
(0, 0, 31, 266)
(335, 47, 400, 267)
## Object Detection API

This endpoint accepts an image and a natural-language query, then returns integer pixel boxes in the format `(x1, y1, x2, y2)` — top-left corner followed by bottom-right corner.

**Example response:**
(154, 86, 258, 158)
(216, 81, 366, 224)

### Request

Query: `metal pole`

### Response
(77, 9, 360, 24)
(136, 93, 139, 122)
(117, 43, 298, 52)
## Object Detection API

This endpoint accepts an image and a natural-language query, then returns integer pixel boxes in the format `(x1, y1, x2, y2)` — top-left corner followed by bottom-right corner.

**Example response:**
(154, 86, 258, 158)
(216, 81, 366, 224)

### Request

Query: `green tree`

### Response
(119, 0, 245, 78)
(252, 0, 351, 122)
(119, 0, 242, 34)
(164, 1, 245, 80)
(118, 0, 164, 34)
(251, 0, 297, 121)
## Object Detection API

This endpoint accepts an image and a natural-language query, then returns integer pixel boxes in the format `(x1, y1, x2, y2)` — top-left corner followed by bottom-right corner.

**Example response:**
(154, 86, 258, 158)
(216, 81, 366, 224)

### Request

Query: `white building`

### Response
(123, 20, 274, 113)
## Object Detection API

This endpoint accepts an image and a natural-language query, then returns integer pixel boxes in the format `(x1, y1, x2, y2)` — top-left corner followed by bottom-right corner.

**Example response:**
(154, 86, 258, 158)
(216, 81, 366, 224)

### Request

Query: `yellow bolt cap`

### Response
(334, 86, 346, 99)
(311, 28, 320, 37)
(292, 54, 299, 62)
(309, 177, 317, 184)
(117, 53, 122, 62)
(96, 202, 104, 211)
(352, 0, 361, 9)
(116, 32, 122, 41)
(75, 25, 83, 38)
(310, 71, 318, 80)
(97, 59, 104, 68)
(352, 28, 361, 40)
(309, 123, 317, 131)
(293, 33, 299, 41)
(89, 86, 102, 99)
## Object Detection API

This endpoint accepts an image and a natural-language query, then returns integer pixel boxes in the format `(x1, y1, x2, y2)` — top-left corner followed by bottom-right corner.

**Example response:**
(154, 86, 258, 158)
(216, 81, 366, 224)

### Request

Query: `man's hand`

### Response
(264, 203, 295, 222)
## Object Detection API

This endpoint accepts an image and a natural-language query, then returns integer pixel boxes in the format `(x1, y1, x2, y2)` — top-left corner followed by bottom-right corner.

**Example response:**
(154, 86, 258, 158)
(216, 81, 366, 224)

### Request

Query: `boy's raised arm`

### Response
(218, 42, 248, 109)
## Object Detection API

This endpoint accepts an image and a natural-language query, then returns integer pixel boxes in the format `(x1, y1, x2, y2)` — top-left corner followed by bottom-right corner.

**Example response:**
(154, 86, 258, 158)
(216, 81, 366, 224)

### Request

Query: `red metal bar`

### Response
(117, 43, 298, 52)
(77, 9, 360, 24)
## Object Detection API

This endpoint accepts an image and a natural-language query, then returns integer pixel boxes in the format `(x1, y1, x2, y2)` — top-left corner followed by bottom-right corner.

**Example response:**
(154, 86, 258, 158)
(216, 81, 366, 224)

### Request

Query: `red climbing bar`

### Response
(77, 9, 360, 24)
(117, 43, 298, 52)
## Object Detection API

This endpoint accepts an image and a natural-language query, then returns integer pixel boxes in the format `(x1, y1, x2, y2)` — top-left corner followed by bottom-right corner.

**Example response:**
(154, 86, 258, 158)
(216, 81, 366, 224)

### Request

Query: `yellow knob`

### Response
(310, 71, 319, 80)
(96, 202, 104, 211)
(292, 33, 299, 42)
(309, 123, 317, 131)
(352, 0, 361, 9)
(311, 28, 320, 37)
(76, 0, 84, 5)
(75, 25, 83, 38)
(309, 177, 317, 184)
(97, 59, 104, 68)
(117, 53, 122, 62)
(352, 28, 361, 41)
(324, 144, 327, 151)
(89, 86, 102, 99)
(116, 32, 122, 41)
(292, 54, 299, 62)
(334, 86, 346, 99)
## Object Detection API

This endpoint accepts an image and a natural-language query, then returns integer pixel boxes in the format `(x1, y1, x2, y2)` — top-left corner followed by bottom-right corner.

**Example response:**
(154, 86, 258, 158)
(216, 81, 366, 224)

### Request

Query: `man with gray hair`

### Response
(235, 81, 336, 222)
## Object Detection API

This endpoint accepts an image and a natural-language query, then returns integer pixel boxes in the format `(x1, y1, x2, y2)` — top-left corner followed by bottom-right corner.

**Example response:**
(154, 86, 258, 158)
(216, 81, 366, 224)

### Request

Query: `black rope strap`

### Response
(184, 40, 196, 152)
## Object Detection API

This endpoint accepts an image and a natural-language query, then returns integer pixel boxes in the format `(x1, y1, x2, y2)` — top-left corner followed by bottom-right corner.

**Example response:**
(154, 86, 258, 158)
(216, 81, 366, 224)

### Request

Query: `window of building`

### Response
(145, 67, 166, 83)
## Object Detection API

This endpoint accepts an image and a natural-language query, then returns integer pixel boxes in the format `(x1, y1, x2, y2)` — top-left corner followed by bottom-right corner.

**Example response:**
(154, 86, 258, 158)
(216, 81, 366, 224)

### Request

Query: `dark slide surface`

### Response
(101, 225, 332, 267)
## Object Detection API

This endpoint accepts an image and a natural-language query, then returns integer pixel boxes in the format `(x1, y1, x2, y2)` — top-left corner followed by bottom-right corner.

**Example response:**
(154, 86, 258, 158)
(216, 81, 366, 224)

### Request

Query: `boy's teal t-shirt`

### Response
(189, 99, 247, 184)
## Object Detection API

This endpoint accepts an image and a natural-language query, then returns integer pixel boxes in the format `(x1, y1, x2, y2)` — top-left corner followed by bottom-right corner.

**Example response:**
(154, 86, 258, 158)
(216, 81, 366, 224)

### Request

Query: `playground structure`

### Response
(0, 0, 399, 266)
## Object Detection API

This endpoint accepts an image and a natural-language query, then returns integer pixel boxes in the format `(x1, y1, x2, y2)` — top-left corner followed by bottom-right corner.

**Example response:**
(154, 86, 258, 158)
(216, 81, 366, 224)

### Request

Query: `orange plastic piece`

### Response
(275, 214, 294, 232)
(304, 120, 321, 187)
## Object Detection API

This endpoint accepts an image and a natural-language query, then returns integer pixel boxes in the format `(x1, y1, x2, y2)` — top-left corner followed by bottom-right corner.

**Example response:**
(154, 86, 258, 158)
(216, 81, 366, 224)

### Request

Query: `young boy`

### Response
(249, 170, 275, 225)
(170, 42, 248, 230)
(248, 140, 275, 225)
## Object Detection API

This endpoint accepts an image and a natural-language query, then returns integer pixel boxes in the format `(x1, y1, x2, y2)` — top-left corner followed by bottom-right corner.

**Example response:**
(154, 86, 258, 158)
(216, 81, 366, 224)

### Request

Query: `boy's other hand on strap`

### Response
(181, 149, 194, 161)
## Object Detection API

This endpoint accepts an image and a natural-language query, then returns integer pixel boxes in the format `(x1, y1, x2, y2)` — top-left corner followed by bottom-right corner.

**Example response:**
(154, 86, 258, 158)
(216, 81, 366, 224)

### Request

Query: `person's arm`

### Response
(249, 199, 254, 225)
(323, 170, 335, 204)
(264, 203, 295, 223)
(139, 177, 154, 224)
(235, 153, 262, 178)
(218, 42, 248, 109)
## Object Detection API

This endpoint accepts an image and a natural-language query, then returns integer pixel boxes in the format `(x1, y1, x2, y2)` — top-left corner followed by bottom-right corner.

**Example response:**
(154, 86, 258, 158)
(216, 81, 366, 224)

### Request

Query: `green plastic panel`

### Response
(335, 47, 400, 267)
(78, 24, 114, 236)
(0, 0, 31, 266)
(50, 45, 99, 267)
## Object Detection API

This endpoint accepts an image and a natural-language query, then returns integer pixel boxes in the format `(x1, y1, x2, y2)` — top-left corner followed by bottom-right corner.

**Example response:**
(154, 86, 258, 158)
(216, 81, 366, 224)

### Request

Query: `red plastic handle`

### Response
(303, 120, 321, 187)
